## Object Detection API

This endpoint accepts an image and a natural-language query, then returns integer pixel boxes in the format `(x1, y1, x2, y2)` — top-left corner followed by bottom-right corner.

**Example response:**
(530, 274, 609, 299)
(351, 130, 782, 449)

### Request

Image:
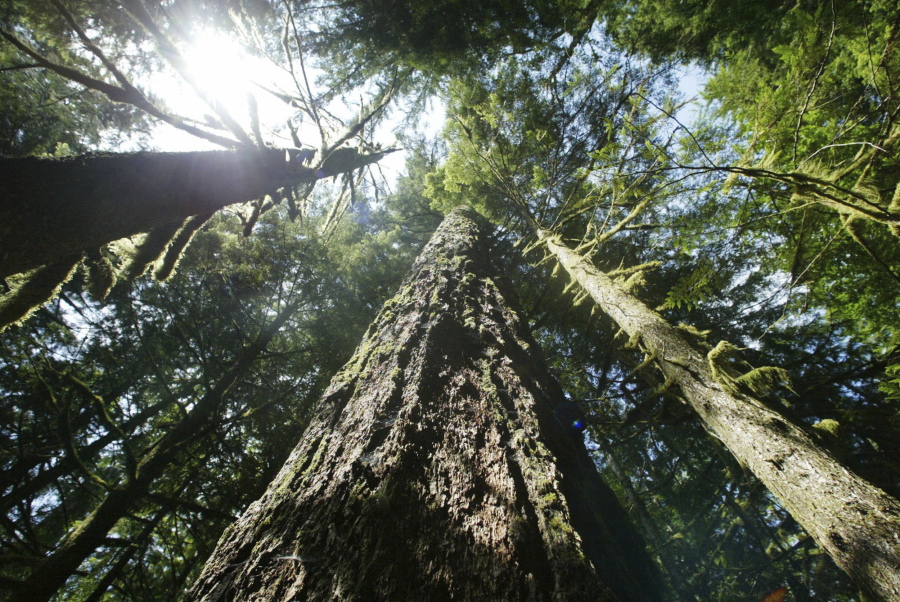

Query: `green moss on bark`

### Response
(187, 207, 661, 601)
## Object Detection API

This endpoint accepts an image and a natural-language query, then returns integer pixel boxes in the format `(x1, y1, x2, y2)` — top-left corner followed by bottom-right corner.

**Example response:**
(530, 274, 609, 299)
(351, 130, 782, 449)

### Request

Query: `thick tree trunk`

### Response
(187, 207, 660, 601)
(539, 230, 900, 601)
(0, 148, 381, 278)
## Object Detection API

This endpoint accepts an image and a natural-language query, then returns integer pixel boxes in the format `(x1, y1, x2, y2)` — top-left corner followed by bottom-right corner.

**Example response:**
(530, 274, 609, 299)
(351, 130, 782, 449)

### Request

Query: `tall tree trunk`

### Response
(604, 450, 690, 601)
(538, 230, 900, 601)
(187, 207, 661, 601)
(0, 148, 382, 279)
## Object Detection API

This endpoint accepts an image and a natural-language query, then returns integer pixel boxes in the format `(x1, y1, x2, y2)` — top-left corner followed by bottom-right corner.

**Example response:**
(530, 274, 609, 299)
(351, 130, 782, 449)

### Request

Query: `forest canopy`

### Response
(1, 0, 899, 600)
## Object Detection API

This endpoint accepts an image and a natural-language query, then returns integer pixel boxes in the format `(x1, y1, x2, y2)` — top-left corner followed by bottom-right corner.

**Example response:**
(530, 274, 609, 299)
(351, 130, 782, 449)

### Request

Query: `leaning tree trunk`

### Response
(186, 207, 661, 601)
(0, 147, 382, 279)
(538, 230, 900, 601)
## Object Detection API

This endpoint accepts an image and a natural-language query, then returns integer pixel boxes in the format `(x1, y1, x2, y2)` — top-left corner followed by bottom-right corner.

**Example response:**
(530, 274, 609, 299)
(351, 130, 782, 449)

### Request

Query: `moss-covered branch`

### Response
(0, 147, 387, 280)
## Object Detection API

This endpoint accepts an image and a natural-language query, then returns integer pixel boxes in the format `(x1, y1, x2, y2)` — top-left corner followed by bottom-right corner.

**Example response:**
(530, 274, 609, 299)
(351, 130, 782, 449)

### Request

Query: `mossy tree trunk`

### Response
(0, 148, 381, 279)
(538, 230, 900, 601)
(186, 207, 661, 601)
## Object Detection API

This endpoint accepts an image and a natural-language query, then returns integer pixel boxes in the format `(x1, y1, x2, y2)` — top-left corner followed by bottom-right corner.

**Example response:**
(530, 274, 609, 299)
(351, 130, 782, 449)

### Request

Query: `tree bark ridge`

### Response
(539, 229, 900, 601)
(187, 206, 660, 601)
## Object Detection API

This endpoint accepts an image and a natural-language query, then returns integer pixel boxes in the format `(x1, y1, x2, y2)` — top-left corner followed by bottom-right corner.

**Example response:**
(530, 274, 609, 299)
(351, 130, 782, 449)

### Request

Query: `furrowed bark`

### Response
(538, 230, 900, 601)
(187, 206, 660, 601)
(0, 148, 384, 278)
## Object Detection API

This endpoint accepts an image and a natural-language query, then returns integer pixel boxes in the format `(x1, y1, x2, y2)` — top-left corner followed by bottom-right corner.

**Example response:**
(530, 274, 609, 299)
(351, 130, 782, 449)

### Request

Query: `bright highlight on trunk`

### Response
(538, 229, 900, 601)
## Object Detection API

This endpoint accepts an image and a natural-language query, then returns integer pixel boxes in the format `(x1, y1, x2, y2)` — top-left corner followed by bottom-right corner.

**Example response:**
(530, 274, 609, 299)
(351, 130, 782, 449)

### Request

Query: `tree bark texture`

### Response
(539, 230, 900, 601)
(0, 148, 380, 278)
(187, 207, 660, 601)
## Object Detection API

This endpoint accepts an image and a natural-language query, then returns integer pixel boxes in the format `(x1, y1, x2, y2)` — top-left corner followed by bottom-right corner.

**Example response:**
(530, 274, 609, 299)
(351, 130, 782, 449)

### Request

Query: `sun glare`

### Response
(183, 30, 253, 110)
(146, 28, 297, 151)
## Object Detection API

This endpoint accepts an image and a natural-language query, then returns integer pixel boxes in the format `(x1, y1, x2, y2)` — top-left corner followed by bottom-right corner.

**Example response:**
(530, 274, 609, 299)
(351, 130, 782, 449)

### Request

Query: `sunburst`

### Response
(148, 28, 295, 150)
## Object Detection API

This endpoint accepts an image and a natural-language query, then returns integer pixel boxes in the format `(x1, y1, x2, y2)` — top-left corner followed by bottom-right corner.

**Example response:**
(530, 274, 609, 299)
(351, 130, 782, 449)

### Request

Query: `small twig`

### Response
(804, 141, 887, 162)
(793, 0, 836, 166)
(0, 62, 40, 72)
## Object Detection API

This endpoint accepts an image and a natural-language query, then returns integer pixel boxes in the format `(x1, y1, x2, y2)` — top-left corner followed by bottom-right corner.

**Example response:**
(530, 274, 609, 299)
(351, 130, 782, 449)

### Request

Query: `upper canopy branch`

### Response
(0, 26, 242, 148)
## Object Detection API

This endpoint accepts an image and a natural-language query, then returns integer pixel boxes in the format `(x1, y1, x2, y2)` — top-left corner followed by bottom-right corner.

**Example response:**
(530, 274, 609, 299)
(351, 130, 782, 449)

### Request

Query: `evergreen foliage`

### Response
(2, 0, 899, 600)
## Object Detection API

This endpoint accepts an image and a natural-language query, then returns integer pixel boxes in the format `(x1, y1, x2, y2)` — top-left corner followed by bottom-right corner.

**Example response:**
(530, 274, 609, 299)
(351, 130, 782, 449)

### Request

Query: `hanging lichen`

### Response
(0, 255, 82, 331)
(889, 183, 900, 237)
(812, 418, 842, 439)
(676, 322, 712, 349)
(241, 198, 264, 237)
(285, 186, 299, 221)
(606, 260, 661, 279)
(154, 213, 213, 281)
(708, 340, 792, 397)
(83, 248, 117, 301)
(734, 366, 793, 397)
(118, 221, 184, 282)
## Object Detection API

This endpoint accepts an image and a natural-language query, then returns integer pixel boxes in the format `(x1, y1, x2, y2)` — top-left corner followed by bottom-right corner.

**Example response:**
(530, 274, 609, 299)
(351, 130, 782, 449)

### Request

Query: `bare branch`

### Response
(281, 0, 323, 137)
(0, 28, 241, 148)
(0, 62, 40, 72)
(117, 0, 255, 146)
(49, 0, 133, 88)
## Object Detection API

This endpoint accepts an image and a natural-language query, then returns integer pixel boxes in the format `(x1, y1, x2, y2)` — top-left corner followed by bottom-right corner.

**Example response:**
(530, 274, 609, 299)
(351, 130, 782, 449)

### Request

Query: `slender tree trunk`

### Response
(7, 302, 297, 602)
(604, 450, 691, 601)
(81, 509, 167, 602)
(187, 207, 661, 601)
(538, 230, 900, 601)
(0, 148, 382, 278)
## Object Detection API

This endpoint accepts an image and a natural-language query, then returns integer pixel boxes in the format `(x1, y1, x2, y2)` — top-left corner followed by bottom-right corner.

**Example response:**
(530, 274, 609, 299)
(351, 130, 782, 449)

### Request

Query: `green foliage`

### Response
(881, 363, 900, 402)
(302, 0, 595, 78)
(599, 0, 797, 63)
(3, 0, 900, 599)
(661, 258, 718, 310)
(0, 133, 443, 597)
(0, 12, 150, 156)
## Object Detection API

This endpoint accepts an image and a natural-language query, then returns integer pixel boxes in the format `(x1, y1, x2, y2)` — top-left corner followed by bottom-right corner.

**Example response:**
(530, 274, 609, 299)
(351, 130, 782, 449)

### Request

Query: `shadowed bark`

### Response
(538, 229, 900, 601)
(187, 206, 661, 601)
(0, 148, 383, 279)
